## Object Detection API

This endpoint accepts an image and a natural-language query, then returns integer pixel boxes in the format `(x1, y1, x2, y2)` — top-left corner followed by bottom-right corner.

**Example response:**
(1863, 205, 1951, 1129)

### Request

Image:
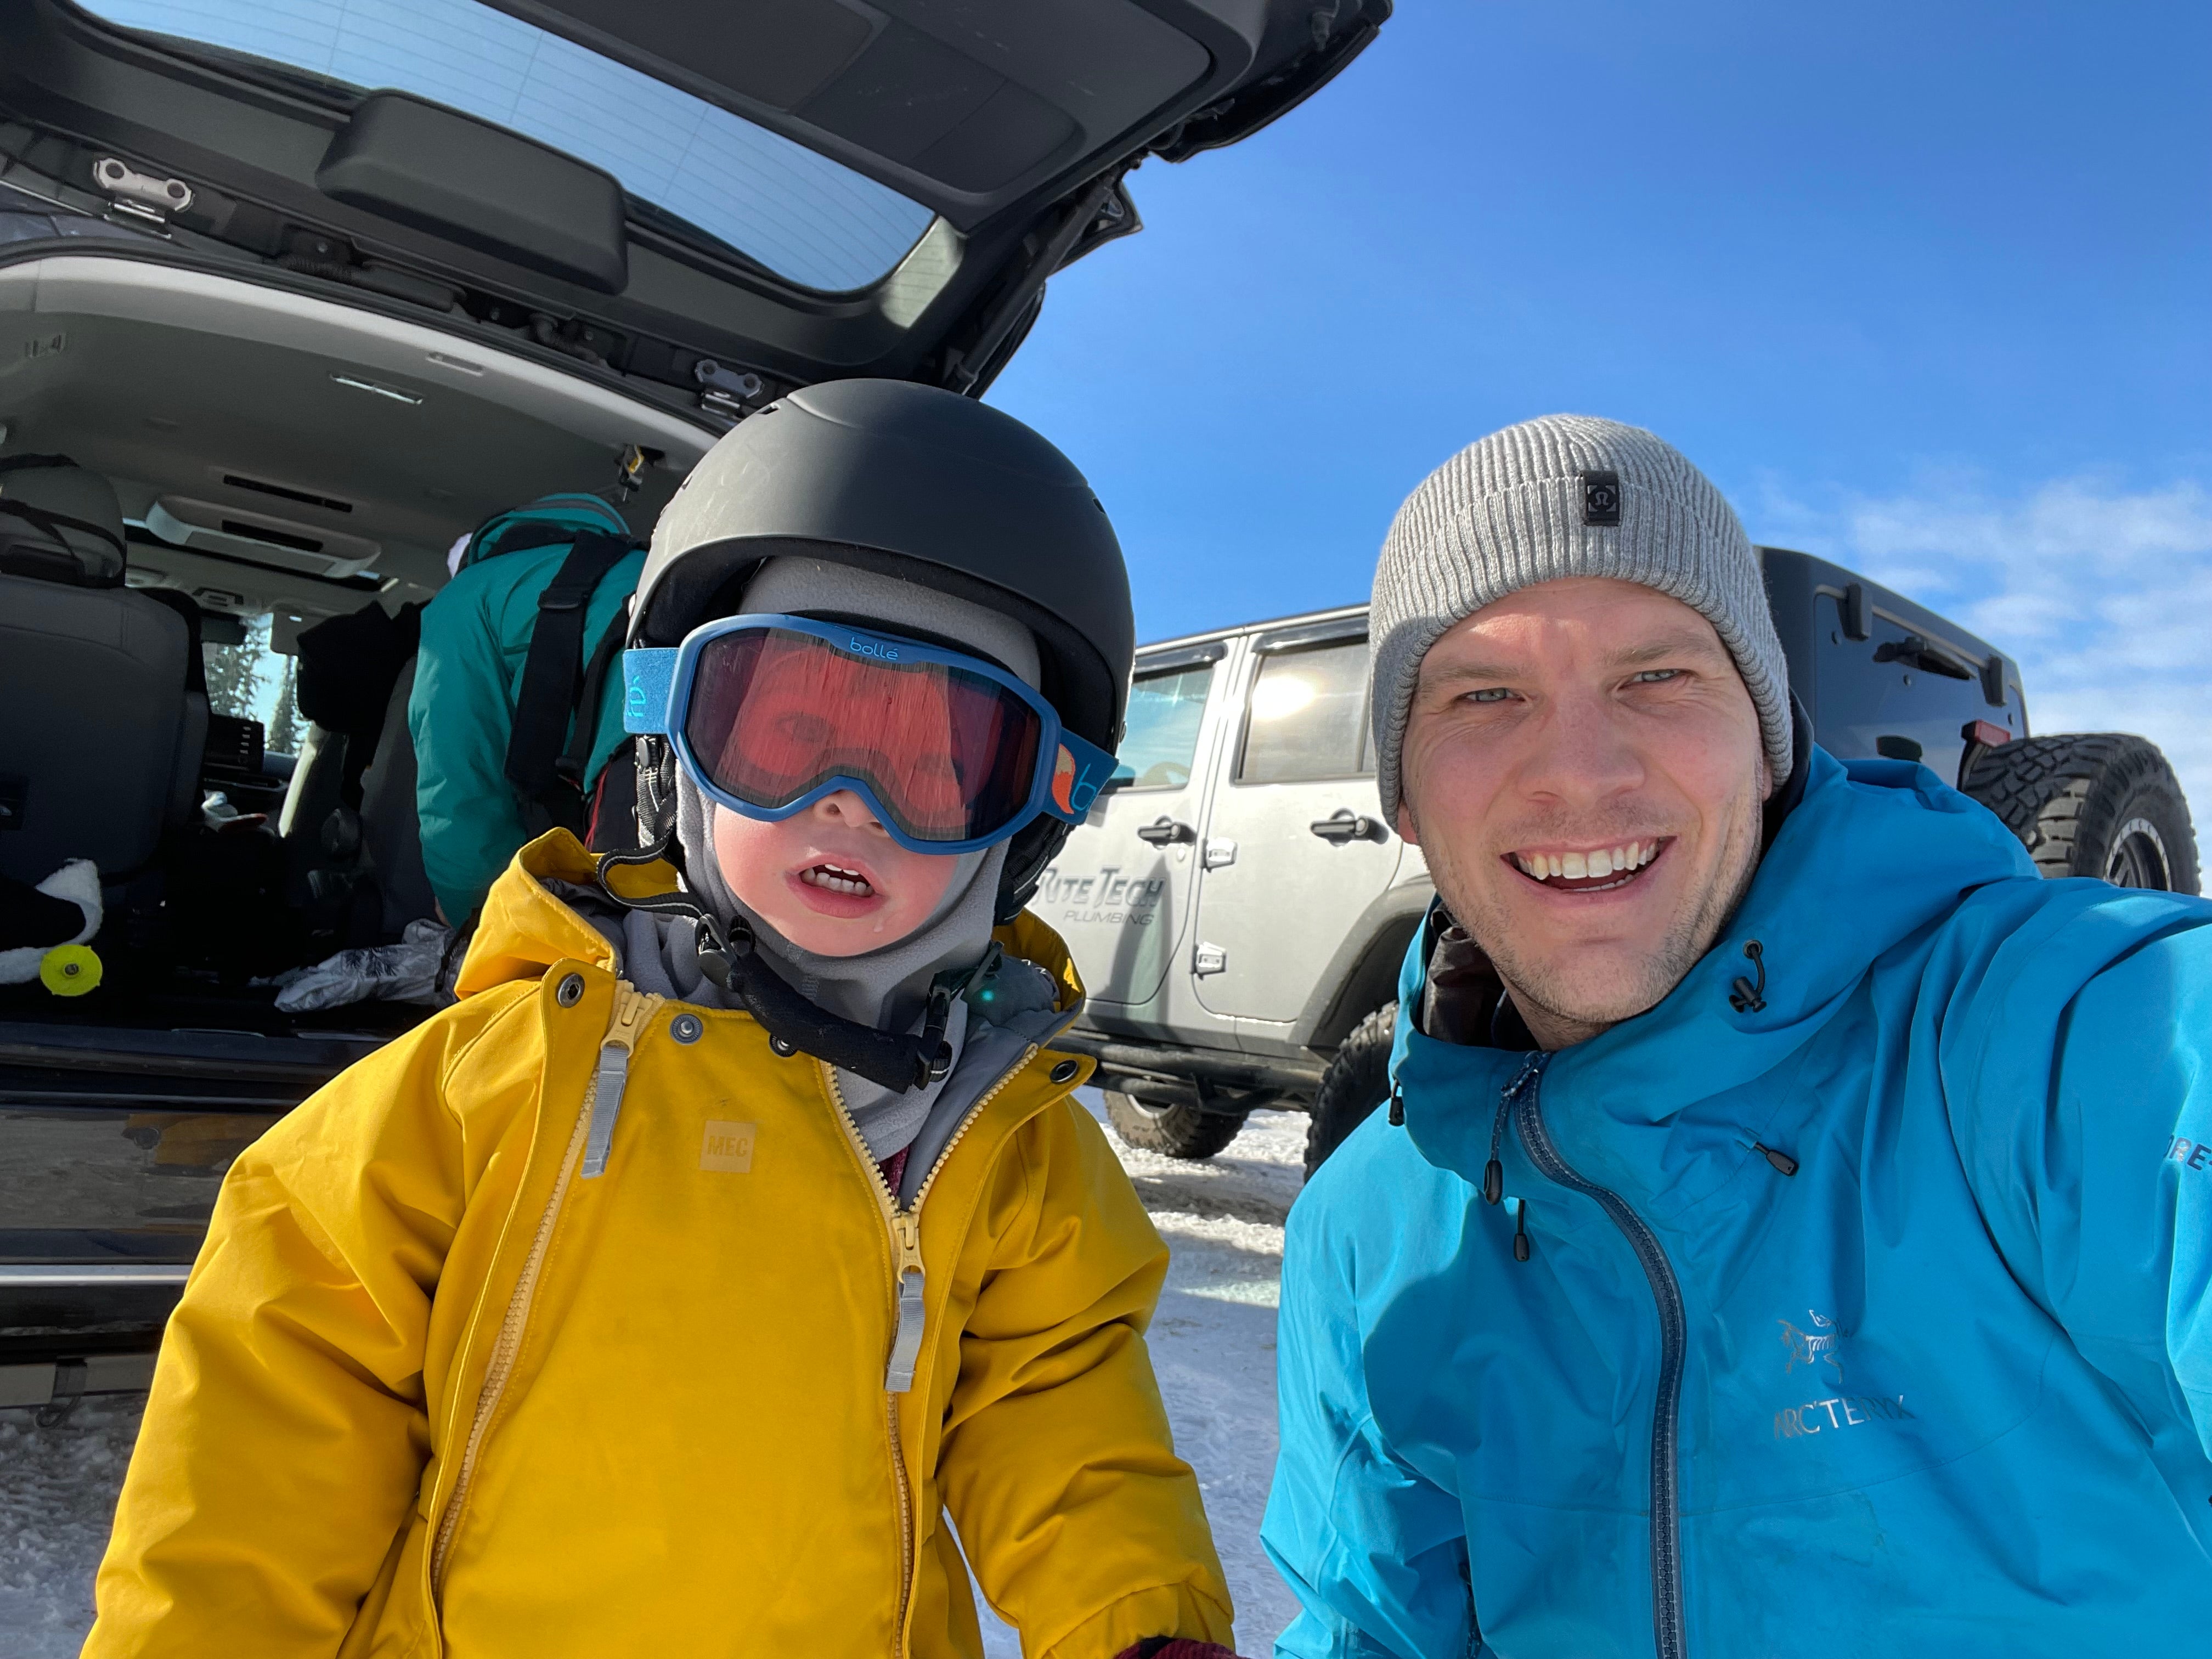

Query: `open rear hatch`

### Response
(0, 0, 1390, 408)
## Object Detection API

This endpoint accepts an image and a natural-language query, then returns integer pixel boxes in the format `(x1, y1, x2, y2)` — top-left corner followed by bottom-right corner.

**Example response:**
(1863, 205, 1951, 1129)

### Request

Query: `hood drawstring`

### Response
(1485, 1051, 1547, 1262)
(1481, 1085, 1515, 1206)
(1748, 1139, 1798, 1176)
(1728, 939, 1768, 1013)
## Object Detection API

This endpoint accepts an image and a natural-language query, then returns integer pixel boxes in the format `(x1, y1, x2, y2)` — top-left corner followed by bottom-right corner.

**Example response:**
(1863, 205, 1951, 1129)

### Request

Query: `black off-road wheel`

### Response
(1103, 1090, 1249, 1160)
(1303, 1002, 1397, 1180)
(1962, 733, 2199, 894)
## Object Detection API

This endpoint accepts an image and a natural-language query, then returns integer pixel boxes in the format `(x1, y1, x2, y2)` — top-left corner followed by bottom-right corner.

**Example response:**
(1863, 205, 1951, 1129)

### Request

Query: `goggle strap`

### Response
(1041, 727, 1120, 825)
(623, 647, 679, 736)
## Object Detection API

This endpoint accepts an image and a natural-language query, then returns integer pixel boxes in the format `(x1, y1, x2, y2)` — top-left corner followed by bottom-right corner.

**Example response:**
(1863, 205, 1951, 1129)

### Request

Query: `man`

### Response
(1262, 415, 2211, 1656)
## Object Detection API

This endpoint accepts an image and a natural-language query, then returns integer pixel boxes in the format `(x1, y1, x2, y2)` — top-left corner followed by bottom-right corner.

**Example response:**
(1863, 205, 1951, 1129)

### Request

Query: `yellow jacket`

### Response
(87, 834, 1233, 1658)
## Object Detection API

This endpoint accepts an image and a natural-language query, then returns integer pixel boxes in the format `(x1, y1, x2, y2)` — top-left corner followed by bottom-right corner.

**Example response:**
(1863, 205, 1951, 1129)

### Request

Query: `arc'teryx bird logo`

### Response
(1769, 1306, 1914, 1442)
(1778, 1309, 1843, 1383)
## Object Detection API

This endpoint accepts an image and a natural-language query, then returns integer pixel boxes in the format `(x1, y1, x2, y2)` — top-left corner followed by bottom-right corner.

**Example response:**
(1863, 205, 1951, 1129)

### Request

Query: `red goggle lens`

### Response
(683, 629, 1042, 842)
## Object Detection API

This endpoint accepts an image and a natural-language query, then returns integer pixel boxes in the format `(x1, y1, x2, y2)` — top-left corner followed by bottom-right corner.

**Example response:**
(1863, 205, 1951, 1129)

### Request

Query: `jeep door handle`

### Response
(1310, 809, 1386, 844)
(1137, 816, 1195, 846)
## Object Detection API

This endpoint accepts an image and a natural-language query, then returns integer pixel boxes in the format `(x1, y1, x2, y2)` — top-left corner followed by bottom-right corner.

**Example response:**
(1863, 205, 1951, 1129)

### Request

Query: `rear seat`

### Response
(358, 656, 438, 932)
(0, 457, 206, 885)
(276, 598, 433, 945)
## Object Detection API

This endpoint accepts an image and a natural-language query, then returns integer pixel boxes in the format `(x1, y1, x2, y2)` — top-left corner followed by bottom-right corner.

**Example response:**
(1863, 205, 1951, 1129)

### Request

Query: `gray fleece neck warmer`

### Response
(634, 556, 1039, 1161)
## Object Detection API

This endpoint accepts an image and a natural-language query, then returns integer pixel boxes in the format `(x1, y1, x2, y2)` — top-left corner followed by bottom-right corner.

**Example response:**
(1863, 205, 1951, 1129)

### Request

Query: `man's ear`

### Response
(1758, 752, 1774, 804)
(1395, 801, 1420, 845)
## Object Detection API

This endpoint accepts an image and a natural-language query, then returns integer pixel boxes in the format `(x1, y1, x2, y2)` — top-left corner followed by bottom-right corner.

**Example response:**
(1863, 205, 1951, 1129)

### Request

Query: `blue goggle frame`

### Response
(623, 613, 1119, 856)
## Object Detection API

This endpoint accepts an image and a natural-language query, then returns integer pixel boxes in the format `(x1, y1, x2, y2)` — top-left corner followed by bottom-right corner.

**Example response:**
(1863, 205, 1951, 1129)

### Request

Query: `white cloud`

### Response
(1751, 473, 2212, 843)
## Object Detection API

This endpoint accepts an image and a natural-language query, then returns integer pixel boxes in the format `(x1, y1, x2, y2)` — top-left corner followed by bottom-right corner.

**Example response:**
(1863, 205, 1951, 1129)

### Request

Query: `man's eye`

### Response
(1463, 687, 1514, 704)
(1629, 669, 1681, 685)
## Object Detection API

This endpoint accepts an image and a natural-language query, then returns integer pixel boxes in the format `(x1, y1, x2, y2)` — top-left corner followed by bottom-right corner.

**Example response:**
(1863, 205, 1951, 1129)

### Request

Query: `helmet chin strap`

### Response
(593, 834, 971, 1093)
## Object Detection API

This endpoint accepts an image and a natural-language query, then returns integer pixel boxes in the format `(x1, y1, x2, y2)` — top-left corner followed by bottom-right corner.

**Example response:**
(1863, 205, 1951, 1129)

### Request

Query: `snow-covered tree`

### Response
(266, 652, 302, 757)
(202, 620, 267, 721)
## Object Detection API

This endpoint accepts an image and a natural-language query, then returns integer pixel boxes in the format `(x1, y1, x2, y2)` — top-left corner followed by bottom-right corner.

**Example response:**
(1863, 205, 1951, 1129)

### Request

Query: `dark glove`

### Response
(1116, 1641, 1251, 1659)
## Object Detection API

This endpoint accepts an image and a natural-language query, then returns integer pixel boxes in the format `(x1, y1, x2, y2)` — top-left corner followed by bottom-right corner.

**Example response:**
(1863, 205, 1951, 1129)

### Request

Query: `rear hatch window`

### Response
(78, 0, 936, 292)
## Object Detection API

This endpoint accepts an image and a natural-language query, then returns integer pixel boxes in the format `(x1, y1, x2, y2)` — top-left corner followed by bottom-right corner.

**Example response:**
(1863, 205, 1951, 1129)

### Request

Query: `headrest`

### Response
(0, 455, 128, 586)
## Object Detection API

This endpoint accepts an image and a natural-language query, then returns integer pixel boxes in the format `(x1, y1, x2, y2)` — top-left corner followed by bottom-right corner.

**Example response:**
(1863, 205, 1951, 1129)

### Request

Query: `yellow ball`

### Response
(40, 944, 103, 997)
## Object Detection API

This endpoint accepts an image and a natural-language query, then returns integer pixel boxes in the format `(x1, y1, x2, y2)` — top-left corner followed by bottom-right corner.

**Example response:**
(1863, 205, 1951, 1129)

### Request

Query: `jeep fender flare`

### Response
(1292, 872, 1435, 1053)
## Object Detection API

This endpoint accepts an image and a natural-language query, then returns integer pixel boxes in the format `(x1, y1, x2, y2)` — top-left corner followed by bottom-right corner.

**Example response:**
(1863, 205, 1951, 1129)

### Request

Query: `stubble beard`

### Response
(1418, 793, 1767, 1048)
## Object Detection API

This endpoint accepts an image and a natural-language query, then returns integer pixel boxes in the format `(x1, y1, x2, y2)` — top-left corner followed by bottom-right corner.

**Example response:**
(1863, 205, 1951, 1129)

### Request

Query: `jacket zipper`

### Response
(430, 981, 657, 1595)
(822, 1043, 1041, 1658)
(579, 985, 662, 1178)
(1508, 1057, 1690, 1659)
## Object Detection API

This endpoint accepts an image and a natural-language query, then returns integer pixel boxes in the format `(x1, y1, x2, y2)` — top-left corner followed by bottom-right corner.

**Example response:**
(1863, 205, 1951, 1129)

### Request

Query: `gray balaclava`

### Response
(1368, 414, 1792, 821)
(633, 556, 1041, 1160)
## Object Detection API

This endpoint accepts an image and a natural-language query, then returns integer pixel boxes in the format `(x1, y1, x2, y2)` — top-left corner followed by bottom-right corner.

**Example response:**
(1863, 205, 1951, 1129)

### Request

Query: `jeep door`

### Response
(1189, 616, 1401, 1030)
(1037, 641, 1226, 1022)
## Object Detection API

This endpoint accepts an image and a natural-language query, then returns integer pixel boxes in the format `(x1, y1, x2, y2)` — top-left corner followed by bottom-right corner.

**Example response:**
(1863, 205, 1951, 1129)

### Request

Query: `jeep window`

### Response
(1238, 638, 1371, 785)
(1109, 664, 1213, 791)
(1815, 594, 1994, 784)
(77, 0, 937, 294)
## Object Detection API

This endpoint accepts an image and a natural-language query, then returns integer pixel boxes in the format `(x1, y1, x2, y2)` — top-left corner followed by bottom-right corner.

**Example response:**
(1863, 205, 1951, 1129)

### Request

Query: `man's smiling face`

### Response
(1395, 577, 1773, 1048)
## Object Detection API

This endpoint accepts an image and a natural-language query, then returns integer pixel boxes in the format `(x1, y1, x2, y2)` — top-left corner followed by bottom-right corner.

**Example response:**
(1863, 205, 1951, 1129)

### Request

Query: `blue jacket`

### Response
(1263, 748, 2212, 1658)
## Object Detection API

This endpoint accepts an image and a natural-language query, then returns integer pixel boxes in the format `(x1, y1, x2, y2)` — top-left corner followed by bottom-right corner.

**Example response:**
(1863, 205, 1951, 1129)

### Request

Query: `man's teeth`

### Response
(1513, 842, 1657, 881)
(801, 863, 874, 896)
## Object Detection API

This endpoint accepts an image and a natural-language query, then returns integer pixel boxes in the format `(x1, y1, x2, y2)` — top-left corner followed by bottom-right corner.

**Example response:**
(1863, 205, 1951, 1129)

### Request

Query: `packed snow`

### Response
(0, 1093, 1305, 1657)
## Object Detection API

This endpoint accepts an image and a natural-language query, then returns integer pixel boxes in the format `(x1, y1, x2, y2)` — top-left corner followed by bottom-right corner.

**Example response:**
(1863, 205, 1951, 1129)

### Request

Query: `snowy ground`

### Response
(0, 1092, 1302, 1657)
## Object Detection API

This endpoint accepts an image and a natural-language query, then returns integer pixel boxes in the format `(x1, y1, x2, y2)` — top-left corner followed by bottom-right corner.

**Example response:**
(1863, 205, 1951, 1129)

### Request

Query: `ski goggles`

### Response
(623, 614, 1118, 854)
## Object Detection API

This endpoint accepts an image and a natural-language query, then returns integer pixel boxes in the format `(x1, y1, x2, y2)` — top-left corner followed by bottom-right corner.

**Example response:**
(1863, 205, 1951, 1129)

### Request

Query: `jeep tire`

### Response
(1303, 1002, 1396, 1179)
(1103, 1090, 1249, 1160)
(1962, 733, 2199, 894)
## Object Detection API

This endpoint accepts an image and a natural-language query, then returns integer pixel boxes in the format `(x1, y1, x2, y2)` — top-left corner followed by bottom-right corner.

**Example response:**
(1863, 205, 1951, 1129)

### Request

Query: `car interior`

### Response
(0, 247, 710, 1035)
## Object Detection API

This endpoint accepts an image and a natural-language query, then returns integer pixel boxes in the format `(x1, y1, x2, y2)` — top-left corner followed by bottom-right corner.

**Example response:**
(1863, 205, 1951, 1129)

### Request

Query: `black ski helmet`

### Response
(630, 378, 1135, 916)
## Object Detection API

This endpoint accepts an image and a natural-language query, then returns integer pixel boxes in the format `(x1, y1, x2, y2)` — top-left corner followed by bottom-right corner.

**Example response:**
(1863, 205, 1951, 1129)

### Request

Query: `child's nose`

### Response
(812, 789, 884, 831)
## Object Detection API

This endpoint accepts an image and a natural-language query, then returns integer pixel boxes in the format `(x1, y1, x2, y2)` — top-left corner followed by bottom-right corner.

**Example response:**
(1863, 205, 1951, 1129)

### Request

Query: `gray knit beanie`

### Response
(1370, 414, 1792, 819)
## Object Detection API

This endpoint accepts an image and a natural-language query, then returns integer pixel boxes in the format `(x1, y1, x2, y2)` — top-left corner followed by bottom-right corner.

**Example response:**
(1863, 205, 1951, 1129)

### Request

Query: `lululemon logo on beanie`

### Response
(1581, 471, 1622, 526)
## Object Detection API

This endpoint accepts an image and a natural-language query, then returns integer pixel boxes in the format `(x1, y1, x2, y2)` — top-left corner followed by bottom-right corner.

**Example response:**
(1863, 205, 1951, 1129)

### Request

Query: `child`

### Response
(87, 382, 1242, 1659)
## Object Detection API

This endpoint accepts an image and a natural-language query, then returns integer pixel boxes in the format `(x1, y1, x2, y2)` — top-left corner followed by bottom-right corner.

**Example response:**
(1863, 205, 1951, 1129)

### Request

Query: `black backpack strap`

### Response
(504, 532, 634, 834)
(558, 592, 632, 792)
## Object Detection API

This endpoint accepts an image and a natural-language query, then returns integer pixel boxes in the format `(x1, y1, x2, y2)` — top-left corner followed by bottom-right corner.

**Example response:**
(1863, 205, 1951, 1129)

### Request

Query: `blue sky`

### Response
(989, 0, 2212, 820)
